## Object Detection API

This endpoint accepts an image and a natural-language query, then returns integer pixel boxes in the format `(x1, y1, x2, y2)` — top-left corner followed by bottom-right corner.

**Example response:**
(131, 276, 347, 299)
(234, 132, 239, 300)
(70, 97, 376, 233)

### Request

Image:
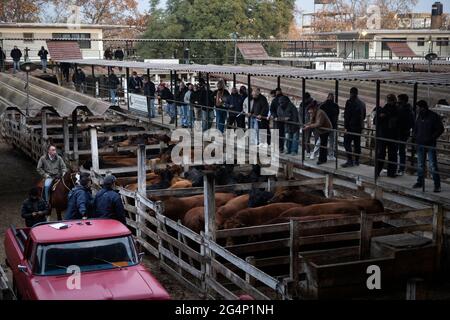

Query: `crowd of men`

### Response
(112, 70, 448, 192)
(22, 145, 126, 227)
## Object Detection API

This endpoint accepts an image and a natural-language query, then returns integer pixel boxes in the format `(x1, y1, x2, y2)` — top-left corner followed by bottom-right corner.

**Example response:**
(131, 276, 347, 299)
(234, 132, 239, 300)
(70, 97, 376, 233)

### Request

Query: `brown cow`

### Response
(182, 194, 250, 234)
(159, 193, 235, 221)
(222, 202, 302, 230)
(263, 199, 382, 224)
(268, 189, 337, 206)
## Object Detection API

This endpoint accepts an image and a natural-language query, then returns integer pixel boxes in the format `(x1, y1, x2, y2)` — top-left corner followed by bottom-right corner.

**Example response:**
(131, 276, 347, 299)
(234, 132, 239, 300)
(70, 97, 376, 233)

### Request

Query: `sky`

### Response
(137, 0, 450, 14)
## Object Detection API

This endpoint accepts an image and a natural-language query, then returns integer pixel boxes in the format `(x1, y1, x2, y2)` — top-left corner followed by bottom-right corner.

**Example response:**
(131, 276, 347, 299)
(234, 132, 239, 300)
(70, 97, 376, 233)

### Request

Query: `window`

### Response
(417, 38, 425, 46)
(437, 37, 449, 47)
(35, 236, 138, 275)
(23, 33, 34, 43)
(52, 33, 91, 49)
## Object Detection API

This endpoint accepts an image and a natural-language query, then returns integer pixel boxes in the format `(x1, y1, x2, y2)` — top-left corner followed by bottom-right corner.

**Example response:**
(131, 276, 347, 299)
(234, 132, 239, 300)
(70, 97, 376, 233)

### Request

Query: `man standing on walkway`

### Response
(320, 93, 340, 160)
(107, 69, 120, 105)
(10, 46, 22, 74)
(143, 75, 156, 118)
(37, 46, 49, 73)
(21, 187, 49, 227)
(0, 47, 6, 72)
(413, 100, 444, 193)
(396, 94, 415, 175)
(342, 87, 366, 167)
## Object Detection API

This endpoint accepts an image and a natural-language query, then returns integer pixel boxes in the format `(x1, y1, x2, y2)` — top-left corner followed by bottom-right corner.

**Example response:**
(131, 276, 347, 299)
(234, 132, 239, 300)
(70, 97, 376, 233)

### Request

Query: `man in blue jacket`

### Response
(91, 175, 126, 225)
(65, 173, 93, 220)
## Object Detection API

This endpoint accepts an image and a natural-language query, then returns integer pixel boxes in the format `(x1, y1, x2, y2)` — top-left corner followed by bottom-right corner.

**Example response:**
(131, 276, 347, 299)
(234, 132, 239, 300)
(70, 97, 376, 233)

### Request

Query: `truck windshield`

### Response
(35, 236, 138, 276)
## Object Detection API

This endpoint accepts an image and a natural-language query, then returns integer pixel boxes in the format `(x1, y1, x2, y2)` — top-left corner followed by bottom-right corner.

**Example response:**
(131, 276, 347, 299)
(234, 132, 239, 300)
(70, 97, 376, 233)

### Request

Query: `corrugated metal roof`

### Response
(59, 59, 450, 86)
(46, 41, 83, 61)
(245, 56, 450, 66)
(386, 42, 417, 58)
(0, 73, 112, 117)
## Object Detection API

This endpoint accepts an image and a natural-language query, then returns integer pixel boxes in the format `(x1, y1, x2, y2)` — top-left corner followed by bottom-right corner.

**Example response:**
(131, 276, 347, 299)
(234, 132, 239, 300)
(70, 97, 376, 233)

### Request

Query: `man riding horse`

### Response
(37, 145, 67, 203)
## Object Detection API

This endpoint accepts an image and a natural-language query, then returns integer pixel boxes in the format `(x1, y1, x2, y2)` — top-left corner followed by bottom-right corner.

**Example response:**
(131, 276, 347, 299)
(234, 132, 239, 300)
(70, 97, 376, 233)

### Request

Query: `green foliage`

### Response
(137, 0, 295, 64)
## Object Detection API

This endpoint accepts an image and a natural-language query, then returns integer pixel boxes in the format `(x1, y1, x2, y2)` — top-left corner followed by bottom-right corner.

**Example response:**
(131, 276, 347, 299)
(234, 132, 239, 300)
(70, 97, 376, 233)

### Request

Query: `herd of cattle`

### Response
(81, 133, 385, 236)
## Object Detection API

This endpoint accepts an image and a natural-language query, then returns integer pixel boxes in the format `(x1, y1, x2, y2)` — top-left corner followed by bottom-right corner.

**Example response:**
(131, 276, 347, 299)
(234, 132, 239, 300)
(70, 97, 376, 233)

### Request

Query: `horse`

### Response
(36, 171, 78, 220)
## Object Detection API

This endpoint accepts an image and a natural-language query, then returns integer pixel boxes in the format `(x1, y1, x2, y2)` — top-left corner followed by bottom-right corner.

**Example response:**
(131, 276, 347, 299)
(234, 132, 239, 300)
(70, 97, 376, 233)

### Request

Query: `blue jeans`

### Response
(285, 131, 299, 154)
(181, 104, 191, 126)
(202, 109, 213, 131)
(41, 59, 47, 72)
(250, 117, 259, 144)
(147, 98, 155, 118)
(216, 109, 227, 133)
(417, 145, 440, 187)
(165, 103, 176, 120)
(44, 178, 53, 202)
(13, 61, 20, 73)
(109, 89, 117, 105)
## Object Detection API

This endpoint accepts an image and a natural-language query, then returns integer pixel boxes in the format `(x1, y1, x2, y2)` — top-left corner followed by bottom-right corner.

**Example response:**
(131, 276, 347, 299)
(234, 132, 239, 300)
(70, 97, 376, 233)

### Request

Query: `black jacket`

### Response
(21, 198, 49, 227)
(91, 187, 126, 225)
(226, 93, 244, 112)
(38, 49, 48, 60)
(176, 86, 189, 105)
(344, 97, 366, 132)
(397, 102, 415, 138)
(11, 48, 22, 61)
(114, 49, 124, 60)
(128, 76, 143, 94)
(373, 103, 399, 139)
(270, 94, 283, 118)
(0, 49, 5, 62)
(107, 73, 120, 89)
(277, 101, 299, 133)
(198, 86, 214, 109)
(414, 109, 444, 147)
(144, 81, 156, 98)
(320, 100, 340, 129)
(250, 94, 269, 129)
(159, 87, 174, 102)
(72, 71, 86, 84)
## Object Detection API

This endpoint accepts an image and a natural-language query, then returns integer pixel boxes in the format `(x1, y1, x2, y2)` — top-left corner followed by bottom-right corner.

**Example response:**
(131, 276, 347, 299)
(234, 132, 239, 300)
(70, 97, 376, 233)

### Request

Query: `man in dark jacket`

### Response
(37, 46, 49, 73)
(10, 46, 22, 73)
(342, 87, 366, 167)
(198, 78, 214, 131)
(114, 47, 124, 60)
(213, 79, 230, 133)
(65, 173, 93, 220)
(143, 75, 156, 118)
(107, 69, 120, 105)
(104, 47, 113, 60)
(396, 94, 415, 175)
(0, 47, 5, 72)
(128, 71, 142, 94)
(72, 68, 86, 93)
(374, 94, 399, 177)
(299, 92, 314, 154)
(176, 81, 190, 127)
(320, 93, 340, 159)
(413, 100, 444, 192)
(91, 175, 126, 225)
(270, 88, 283, 119)
(248, 88, 269, 145)
(226, 87, 245, 129)
(21, 187, 49, 227)
(158, 83, 176, 124)
(277, 96, 300, 155)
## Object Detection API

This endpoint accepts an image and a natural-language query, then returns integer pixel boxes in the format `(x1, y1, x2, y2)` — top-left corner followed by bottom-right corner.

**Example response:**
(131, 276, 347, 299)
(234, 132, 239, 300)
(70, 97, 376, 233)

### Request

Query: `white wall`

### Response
(0, 27, 104, 61)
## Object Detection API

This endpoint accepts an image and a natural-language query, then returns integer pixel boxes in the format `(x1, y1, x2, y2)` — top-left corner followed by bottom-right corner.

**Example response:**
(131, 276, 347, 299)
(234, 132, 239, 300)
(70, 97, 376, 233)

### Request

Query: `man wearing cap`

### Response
(64, 172, 93, 220)
(91, 175, 126, 225)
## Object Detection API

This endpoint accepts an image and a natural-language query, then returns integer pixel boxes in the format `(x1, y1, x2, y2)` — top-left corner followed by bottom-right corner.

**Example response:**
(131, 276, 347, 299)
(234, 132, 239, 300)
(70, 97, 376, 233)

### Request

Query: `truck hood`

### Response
(31, 265, 170, 300)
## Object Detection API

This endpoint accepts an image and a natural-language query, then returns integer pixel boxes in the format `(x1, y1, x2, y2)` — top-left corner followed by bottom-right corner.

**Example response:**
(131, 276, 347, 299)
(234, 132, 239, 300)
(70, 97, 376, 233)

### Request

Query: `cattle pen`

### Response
(1, 59, 450, 299)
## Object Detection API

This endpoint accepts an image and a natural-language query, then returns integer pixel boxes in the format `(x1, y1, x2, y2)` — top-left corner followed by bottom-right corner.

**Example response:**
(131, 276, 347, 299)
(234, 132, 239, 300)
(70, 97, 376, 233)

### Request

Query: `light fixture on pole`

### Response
(20, 61, 38, 117)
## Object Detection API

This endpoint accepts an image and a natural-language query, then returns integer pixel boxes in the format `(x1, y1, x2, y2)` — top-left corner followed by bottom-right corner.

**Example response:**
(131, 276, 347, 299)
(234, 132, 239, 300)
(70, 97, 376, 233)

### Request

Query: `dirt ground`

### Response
(0, 139, 199, 300)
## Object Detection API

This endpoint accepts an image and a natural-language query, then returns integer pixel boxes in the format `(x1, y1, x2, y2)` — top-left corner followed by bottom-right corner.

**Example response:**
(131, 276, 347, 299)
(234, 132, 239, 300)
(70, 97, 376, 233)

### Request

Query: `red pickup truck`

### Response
(4, 219, 170, 300)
